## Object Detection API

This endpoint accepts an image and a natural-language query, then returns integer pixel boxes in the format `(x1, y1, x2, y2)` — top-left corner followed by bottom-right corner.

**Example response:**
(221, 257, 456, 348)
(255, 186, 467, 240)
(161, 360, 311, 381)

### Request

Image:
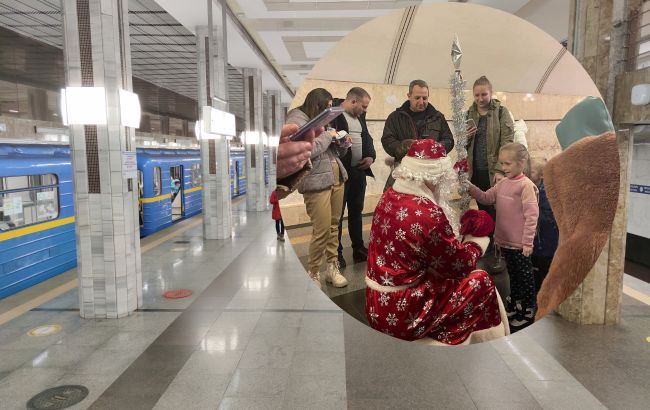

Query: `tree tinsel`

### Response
(449, 34, 471, 213)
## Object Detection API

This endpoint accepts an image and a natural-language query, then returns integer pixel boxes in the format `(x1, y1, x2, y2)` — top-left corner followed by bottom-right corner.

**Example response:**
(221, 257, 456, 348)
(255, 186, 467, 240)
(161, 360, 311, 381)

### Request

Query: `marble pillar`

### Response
(196, 21, 232, 240)
(61, 0, 142, 318)
(557, 0, 637, 324)
(266, 90, 282, 194)
(243, 68, 267, 212)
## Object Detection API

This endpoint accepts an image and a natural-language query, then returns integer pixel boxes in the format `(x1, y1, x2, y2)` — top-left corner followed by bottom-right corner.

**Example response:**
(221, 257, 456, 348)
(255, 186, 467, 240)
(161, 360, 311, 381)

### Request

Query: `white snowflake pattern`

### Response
(380, 272, 394, 286)
(424, 299, 434, 311)
(463, 303, 474, 318)
(396, 207, 409, 221)
(483, 275, 492, 287)
(413, 196, 428, 205)
(381, 328, 394, 336)
(430, 256, 444, 269)
(414, 209, 423, 217)
(452, 259, 464, 272)
(368, 230, 374, 243)
(386, 313, 398, 326)
(380, 219, 391, 235)
(415, 326, 426, 336)
(373, 213, 381, 225)
(407, 260, 421, 271)
(405, 312, 418, 325)
(395, 229, 406, 241)
(429, 231, 441, 246)
(468, 278, 480, 290)
(383, 201, 393, 213)
(396, 298, 408, 311)
(410, 223, 423, 236)
(445, 244, 457, 256)
(384, 241, 395, 255)
(399, 251, 406, 259)
(369, 307, 379, 323)
(411, 288, 424, 299)
(424, 280, 433, 289)
(376, 255, 386, 267)
(391, 260, 401, 271)
(379, 292, 390, 306)
(430, 207, 443, 218)
(414, 150, 426, 159)
(444, 225, 454, 236)
(457, 321, 470, 331)
(450, 291, 465, 309)
(394, 193, 403, 200)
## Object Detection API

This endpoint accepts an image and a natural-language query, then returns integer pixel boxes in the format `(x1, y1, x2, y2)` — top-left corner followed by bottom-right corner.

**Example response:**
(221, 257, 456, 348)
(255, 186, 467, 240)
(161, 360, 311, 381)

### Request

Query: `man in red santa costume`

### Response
(365, 139, 509, 345)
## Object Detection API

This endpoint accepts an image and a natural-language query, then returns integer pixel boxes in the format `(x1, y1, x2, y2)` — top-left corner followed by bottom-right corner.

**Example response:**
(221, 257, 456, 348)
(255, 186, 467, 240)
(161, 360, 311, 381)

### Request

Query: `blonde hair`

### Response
(530, 157, 547, 179)
(500, 143, 531, 177)
(473, 75, 492, 91)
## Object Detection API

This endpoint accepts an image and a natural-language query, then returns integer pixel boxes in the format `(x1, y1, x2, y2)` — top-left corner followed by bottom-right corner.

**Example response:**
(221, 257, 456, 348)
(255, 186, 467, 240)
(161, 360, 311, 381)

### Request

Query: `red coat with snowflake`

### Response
(365, 188, 503, 345)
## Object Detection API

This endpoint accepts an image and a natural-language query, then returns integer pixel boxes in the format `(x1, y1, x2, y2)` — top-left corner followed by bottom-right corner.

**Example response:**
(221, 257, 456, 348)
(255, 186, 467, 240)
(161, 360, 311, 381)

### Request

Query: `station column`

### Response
(61, 0, 142, 318)
(243, 68, 267, 211)
(265, 90, 283, 194)
(196, 20, 232, 239)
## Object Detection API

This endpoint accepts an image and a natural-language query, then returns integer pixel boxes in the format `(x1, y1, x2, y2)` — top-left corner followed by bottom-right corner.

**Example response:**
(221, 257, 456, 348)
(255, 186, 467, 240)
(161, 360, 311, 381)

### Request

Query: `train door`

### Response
(137, 170, 144, 227)
(234, 161, 240, 196)
(170, 165, 184, 221)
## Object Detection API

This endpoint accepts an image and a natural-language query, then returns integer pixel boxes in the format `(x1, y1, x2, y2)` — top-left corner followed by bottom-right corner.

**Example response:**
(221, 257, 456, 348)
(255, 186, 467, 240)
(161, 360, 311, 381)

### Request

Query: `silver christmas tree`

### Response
(449, 34, 471, 213)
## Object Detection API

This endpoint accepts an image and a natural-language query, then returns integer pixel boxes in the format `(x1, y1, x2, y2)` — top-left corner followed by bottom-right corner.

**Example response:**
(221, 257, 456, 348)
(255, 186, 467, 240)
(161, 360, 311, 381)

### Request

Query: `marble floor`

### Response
(0, 202, 649, 409)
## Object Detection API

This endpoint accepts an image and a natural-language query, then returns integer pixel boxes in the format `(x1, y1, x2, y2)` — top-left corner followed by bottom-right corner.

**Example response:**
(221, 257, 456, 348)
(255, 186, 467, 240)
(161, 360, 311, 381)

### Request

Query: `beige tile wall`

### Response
(281, 80, 585, 227)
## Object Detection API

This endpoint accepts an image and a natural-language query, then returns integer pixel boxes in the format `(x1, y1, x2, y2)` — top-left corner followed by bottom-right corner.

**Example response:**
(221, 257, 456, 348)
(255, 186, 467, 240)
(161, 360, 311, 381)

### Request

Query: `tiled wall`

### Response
(280, 79, 577, 226)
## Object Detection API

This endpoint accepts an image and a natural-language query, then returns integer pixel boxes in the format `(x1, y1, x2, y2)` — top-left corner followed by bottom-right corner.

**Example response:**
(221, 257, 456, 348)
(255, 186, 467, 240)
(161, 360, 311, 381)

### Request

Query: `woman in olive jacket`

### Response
(286, 88, 350, 289)
(466, 76, 515, 216)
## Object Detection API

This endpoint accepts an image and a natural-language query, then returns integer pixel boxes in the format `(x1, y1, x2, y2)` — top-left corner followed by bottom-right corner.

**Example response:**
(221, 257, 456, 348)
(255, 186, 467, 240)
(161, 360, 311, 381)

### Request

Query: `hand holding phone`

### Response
(465, 118, 477, 139)
(289, 107, 345, 141)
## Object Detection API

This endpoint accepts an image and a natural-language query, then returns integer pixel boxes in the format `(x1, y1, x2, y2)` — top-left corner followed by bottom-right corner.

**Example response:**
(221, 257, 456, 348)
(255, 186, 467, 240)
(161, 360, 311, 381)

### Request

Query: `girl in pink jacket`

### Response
(469, 143, 539, 331)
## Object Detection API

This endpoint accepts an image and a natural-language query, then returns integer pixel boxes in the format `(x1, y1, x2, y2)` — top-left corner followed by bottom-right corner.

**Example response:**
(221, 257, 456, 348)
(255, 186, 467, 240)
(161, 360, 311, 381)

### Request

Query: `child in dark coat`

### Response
(530, 158, 559, 293)
(270, 190, 285, 241)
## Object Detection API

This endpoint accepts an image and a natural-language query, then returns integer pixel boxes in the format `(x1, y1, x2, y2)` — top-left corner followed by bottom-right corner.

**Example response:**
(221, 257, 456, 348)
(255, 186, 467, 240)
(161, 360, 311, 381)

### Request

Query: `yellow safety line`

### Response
(0, 216, 204, 326)
(0, 279, 77, 325)
(623, 285, 650, 306)
(0, 217, 75, 242)
(185, 186, 202, 194)
(140, 193, 171, 203)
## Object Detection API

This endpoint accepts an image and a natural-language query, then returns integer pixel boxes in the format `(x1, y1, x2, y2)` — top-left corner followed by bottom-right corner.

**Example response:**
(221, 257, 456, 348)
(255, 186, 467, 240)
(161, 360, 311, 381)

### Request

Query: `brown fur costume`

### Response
(535, 132, 619, 319)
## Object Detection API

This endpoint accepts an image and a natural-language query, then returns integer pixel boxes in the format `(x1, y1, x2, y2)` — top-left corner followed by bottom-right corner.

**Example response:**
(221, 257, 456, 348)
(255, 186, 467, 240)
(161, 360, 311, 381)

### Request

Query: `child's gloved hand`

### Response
(460, 209, 495, 237)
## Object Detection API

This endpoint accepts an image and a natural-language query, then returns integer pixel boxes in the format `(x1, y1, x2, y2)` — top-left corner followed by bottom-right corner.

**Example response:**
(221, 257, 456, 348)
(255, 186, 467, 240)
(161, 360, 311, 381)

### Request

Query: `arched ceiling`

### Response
(307, 3, 599, 96)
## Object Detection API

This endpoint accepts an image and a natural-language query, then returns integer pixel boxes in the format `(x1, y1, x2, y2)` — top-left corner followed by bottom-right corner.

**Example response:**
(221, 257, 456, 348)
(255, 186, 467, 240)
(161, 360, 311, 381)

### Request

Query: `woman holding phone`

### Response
(286, 88, 351, 289)
(465, 76, 515, 218)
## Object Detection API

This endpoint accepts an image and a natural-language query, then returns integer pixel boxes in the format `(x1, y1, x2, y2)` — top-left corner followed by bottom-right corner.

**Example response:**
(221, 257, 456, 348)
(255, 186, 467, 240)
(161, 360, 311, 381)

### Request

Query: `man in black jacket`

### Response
(381, 79, 454, 189)
(331, 87, 376, 267)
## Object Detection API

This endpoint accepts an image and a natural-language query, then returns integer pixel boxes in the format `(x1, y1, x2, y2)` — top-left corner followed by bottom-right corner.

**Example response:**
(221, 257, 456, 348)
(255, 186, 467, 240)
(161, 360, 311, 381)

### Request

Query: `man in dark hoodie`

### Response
(331, 87, 376, 267)
(381, 79, 454, 190)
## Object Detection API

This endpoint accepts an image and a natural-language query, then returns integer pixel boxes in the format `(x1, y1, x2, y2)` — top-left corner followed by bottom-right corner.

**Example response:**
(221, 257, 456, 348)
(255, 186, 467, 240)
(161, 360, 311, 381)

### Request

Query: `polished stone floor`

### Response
(0, 202, 649, 409)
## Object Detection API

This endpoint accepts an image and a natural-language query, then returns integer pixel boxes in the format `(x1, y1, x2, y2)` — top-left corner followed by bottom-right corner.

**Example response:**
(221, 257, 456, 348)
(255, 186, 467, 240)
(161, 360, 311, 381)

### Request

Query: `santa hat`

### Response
(392, 139, 452, 183)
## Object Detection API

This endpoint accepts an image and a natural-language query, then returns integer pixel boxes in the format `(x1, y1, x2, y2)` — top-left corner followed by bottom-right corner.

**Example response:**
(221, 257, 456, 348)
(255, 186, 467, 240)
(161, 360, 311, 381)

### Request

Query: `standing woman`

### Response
(466, 76, 515, 219)
(286, 88, 350, 289)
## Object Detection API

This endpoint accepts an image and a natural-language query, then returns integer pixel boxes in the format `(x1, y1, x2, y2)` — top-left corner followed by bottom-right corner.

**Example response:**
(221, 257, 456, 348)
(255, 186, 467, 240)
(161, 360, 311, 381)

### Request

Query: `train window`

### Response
(0, 174, 59, 231)
(153, 167, 161, 196)
(191, 164, 202, 187)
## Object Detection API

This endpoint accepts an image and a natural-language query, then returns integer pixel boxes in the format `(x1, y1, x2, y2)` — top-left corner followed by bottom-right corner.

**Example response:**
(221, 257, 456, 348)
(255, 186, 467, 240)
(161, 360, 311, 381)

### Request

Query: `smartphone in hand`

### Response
(289, 107, 345, 141)
(465, 118, 476, 130)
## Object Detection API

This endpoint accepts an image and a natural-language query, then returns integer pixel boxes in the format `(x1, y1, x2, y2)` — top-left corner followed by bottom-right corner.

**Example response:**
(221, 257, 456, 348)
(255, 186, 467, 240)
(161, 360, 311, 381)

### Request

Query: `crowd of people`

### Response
(275, 77, 558, 345)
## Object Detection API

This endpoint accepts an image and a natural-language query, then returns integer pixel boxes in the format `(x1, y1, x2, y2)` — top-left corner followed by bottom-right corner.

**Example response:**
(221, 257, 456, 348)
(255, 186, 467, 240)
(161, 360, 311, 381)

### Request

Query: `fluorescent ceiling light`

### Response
(60, 87, 107, 125)
(119, 89, 141, 128)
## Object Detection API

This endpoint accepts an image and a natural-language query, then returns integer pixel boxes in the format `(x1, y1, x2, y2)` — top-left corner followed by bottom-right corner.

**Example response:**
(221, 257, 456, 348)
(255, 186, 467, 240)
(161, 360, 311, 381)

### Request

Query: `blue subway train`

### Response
(0, 143, 269, 299)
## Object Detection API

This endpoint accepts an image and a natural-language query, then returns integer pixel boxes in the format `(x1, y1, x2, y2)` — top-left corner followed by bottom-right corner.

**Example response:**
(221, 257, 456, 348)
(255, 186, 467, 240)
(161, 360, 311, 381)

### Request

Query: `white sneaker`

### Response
(326, 262, 348, 288)
(308, 270, 322, 290)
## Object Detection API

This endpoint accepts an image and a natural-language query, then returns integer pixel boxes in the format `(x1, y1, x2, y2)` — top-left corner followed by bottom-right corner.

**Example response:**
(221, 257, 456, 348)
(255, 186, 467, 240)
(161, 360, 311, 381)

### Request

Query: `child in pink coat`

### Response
(469, 143, 539, 330)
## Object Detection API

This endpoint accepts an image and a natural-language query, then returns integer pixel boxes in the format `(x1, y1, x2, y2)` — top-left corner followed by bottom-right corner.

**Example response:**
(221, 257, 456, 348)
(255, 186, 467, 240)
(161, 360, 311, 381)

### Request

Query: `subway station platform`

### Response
(0, 202, 649, 409)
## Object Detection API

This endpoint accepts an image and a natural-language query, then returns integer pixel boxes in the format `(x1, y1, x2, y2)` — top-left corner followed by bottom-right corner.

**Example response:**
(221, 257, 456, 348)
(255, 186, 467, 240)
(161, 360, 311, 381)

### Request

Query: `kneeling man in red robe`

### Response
(365, 139, 509, 345)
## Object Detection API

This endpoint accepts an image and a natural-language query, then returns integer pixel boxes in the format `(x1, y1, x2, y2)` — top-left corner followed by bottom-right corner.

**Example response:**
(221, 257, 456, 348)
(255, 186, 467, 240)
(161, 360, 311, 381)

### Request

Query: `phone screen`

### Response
(465, 118, 476, 130)
(289, 107, 345, 141)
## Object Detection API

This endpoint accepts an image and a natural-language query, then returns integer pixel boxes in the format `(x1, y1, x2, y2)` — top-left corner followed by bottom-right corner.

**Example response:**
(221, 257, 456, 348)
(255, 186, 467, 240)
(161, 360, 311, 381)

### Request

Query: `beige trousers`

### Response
(303, 162, 345, 273)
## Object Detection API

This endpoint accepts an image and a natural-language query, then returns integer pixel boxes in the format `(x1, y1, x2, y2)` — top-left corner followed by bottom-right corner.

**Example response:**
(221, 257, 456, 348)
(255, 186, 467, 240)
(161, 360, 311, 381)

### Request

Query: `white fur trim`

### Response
(392, 155, 452, 182)
(463, 235, 490, 256)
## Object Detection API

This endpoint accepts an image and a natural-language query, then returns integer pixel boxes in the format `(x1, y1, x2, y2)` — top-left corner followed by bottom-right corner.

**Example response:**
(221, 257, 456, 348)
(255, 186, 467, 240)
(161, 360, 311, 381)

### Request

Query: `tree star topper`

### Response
(451, 34, 462, 71)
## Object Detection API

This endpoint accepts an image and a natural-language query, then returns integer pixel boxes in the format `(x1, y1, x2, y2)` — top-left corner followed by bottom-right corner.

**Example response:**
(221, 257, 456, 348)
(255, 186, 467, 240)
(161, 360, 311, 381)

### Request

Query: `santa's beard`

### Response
(392, 167, 461, 237)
